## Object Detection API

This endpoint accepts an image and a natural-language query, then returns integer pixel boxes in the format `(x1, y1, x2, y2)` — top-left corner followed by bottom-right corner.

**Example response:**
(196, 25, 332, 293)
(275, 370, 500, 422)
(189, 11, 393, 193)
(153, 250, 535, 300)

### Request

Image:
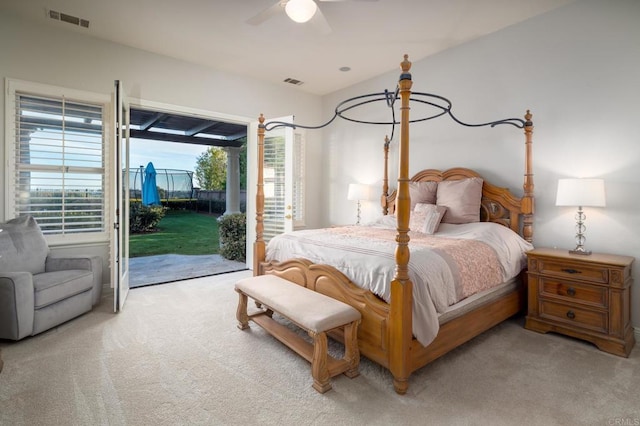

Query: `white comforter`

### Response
(266, 219, 533, 346)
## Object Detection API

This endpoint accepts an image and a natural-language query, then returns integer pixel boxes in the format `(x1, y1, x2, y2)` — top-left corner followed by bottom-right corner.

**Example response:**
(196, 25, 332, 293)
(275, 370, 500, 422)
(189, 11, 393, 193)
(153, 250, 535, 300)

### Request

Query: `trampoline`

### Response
(128, 167, 195, 205)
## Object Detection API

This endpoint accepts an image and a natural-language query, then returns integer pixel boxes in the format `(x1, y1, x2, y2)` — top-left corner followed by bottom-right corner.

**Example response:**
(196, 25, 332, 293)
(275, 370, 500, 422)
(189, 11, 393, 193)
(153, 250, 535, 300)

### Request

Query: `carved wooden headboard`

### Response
(384, 167, 530, 241)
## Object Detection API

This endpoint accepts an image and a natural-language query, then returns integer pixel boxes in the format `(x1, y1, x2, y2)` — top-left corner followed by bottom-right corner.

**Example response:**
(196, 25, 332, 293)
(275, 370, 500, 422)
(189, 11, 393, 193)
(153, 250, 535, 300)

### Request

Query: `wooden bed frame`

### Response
(253, 56, 534, 394)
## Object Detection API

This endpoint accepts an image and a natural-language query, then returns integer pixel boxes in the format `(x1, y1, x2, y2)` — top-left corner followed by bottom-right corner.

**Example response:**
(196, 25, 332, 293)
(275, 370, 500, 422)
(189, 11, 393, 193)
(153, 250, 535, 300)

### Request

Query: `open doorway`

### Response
(127, 106, 249, 287)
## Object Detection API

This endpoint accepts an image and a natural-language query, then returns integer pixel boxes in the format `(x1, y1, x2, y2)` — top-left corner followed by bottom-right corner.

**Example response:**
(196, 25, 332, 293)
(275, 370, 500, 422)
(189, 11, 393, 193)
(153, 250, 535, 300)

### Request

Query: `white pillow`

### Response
(436, 177, 483, 224)
(411, 203, 448, 234)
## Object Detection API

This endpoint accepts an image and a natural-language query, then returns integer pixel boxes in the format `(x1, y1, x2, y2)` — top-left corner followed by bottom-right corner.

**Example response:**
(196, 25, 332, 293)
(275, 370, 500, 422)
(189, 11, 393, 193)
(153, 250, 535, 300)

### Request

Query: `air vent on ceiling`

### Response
(47, 9, 90, 28)
(284, 78, 304, 86)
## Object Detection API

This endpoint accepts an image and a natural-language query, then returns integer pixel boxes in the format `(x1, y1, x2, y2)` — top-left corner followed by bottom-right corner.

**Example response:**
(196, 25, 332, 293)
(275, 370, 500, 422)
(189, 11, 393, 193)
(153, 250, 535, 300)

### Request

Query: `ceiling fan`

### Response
(247, 0, 378, 34)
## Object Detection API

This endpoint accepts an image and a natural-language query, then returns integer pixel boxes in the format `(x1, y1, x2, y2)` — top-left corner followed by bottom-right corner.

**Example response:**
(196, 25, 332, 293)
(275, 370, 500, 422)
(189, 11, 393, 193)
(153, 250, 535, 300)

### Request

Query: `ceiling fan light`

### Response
(285, 0, 318, 23)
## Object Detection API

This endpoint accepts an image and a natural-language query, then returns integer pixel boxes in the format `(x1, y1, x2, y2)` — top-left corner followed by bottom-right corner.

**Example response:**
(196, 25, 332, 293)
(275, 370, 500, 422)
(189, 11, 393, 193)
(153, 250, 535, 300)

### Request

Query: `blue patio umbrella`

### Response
(142, 162, 161, 206)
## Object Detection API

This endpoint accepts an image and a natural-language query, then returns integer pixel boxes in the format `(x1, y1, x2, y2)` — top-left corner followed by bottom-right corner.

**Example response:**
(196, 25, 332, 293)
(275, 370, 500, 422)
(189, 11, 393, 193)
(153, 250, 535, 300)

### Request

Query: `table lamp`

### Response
(347, 183, 370, 225)
(555, 178, 606, 255)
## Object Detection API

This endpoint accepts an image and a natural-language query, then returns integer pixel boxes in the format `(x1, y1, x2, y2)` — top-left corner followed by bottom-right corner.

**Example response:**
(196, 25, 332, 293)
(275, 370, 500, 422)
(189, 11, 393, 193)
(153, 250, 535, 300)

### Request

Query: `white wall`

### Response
(321, 0, 640, 328)
(0, 10, 324, 283)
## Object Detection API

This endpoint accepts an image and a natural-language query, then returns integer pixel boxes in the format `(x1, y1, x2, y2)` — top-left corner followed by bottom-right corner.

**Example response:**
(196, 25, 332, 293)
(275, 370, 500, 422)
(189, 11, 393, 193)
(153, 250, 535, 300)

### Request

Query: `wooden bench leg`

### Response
(236, 291, 250, 330)
(309, 331, 331, 393)
(342, 321, 360, 378)
(254, 302, 274, 318)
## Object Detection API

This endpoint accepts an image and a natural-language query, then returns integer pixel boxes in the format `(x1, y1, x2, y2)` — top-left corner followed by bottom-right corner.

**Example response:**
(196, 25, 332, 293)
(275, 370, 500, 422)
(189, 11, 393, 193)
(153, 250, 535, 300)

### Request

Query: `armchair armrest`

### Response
(46, 255, 103, 306)
(0, 273, 35, 340)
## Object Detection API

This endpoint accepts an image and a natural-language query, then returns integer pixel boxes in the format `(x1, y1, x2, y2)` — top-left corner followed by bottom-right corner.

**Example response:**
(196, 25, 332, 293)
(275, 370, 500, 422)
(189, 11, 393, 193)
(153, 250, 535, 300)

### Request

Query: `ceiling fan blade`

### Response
(310, 7, 332, 35)
(246, 1, 284, 26)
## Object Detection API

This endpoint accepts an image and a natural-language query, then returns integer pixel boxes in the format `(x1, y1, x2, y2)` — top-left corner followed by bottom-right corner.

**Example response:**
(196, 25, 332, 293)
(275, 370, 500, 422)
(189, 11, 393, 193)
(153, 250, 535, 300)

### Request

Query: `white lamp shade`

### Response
(285, 0, 318, 23)
(347, 183, 370, 201)
(556, 178, 606, 207)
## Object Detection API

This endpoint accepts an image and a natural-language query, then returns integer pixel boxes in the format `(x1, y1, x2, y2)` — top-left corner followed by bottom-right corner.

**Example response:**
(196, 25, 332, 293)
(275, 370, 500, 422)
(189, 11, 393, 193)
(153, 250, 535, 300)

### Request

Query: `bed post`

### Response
(253, 114, 266, 275)
(381, 135, 390, 215)
(522, 110, 534, 243)
(389, 55, 413, 395)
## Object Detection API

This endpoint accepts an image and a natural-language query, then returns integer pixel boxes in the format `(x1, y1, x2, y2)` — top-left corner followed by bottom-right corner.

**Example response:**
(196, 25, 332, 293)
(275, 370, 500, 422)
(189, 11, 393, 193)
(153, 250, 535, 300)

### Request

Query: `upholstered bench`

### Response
(235, 274, 361, 393)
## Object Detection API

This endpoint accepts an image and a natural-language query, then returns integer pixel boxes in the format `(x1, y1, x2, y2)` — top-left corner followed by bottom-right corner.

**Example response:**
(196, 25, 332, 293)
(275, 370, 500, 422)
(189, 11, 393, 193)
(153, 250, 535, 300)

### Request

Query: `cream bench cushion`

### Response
(235, 274, 360, 333)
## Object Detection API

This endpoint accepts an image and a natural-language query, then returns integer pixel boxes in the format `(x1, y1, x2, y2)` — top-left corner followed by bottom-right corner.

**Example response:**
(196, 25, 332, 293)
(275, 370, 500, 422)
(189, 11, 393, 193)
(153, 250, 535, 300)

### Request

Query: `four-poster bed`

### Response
(251, 55, 534, 394)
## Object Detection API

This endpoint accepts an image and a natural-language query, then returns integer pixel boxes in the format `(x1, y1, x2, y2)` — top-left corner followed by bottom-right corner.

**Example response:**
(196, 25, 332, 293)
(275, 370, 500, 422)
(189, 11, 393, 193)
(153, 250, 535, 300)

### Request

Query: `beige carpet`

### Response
(1, 270, 639, 425)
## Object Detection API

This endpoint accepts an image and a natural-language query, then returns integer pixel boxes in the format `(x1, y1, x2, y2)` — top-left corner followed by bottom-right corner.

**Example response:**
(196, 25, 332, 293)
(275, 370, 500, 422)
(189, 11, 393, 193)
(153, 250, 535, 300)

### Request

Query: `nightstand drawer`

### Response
(539, 300, 607, 333)
(535, 259, 608, 284)
(539, 278, 607, 308)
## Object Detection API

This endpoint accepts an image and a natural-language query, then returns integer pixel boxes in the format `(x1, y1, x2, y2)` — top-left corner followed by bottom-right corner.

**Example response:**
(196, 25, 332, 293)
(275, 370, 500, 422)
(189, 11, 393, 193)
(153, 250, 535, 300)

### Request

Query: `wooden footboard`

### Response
(259, 259, 392, 367)
(258, 259, 526, 390)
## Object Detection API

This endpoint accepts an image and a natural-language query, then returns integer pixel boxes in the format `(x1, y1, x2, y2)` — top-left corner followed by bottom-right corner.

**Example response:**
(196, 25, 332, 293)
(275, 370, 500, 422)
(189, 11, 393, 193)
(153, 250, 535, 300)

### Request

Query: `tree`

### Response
(194, 143, 247, 191)
(195, 147, 227, 190)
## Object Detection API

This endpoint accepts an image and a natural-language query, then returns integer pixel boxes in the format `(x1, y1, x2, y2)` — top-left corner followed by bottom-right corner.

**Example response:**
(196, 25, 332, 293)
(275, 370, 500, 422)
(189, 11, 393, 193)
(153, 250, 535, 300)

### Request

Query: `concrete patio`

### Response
(129, 254, 247, 288)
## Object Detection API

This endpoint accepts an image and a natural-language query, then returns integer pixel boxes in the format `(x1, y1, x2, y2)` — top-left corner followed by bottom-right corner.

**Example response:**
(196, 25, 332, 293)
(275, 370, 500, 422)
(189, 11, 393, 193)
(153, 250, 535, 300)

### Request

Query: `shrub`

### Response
(218, 213, 246, 261)
(130, 204, 167, 233)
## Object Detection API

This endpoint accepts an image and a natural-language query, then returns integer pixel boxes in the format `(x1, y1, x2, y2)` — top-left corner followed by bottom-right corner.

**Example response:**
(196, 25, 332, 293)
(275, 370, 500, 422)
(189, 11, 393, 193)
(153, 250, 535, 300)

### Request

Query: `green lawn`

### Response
(129, 210, 220, 257)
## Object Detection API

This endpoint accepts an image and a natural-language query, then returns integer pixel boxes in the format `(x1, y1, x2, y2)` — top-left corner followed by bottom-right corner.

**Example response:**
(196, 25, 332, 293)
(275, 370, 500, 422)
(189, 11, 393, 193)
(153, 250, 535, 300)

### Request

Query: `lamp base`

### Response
(569, 248, 592, 256)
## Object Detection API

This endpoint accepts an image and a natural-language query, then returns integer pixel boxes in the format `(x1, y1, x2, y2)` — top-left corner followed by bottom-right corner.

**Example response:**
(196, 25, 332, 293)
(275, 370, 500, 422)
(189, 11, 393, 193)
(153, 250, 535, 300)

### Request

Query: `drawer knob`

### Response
(561, 268, 581, 274)
(566, 287, 576, 297)
(566, 310, 576, 320)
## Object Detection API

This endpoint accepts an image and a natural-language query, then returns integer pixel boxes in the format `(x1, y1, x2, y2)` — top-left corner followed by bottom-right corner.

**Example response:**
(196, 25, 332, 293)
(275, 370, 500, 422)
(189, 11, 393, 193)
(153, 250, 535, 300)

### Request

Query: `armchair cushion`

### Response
(33, 270, 94, 309)
(46, 255, 103, 306)
(0, 216, 49, 274)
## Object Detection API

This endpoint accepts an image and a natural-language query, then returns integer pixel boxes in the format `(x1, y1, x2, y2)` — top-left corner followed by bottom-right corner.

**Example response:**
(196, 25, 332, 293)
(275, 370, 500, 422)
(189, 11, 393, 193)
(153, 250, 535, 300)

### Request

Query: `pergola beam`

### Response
(129, 129, 244, 148)
(138, 112, 168, 131)
(185, 121, 223, 136)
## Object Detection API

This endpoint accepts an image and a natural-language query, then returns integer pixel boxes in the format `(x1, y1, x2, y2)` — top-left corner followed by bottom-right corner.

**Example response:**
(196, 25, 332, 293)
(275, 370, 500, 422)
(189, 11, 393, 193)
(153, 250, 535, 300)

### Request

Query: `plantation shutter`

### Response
(12, 93, 106, 235)
(292, 130, 305, 229)
(262, 130, 289, 242)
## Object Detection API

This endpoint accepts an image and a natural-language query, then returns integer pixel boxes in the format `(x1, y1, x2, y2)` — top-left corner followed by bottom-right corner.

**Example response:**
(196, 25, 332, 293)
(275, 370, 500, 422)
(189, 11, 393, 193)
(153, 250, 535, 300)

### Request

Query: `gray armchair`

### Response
(0, 216, 103, 340)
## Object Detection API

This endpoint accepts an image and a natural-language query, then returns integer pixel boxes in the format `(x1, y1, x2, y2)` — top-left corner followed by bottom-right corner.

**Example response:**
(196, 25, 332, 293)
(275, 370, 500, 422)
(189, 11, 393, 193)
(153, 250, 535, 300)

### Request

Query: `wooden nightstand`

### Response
(525, 248, 635, 357)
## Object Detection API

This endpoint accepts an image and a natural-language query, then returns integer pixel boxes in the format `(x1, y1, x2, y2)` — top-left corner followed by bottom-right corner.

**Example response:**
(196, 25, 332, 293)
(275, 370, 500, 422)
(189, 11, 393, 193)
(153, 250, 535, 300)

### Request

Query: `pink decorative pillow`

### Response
(412, 203, 448, 234)
(436, 177, 484, 224)
(409, 181, 437, 210)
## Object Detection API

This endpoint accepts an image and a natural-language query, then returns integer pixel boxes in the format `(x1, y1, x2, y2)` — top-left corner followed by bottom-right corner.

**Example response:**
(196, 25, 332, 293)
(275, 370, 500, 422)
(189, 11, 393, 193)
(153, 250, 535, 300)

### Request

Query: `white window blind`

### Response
(11, 92, 106, 236)
(263, 134, 286, 242)
(292, 131, 305, 228)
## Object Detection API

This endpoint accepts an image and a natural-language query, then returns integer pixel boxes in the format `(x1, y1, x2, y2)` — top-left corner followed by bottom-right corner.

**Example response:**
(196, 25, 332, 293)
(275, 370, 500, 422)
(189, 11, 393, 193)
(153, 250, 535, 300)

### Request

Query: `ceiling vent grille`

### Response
(47, 9, 90, 28)
(284, 78, 304, 86)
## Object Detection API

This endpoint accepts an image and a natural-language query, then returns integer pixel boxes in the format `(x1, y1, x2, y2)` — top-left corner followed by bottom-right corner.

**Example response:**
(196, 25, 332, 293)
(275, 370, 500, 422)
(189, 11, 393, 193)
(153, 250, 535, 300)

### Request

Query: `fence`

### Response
(194, 190, 247, 214)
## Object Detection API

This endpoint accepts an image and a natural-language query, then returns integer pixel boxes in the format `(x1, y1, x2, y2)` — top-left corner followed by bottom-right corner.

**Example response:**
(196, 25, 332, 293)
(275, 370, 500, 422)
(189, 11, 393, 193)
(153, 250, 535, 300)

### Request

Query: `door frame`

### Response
(124, 98, 253, 268)
(113, 80, 131, 312)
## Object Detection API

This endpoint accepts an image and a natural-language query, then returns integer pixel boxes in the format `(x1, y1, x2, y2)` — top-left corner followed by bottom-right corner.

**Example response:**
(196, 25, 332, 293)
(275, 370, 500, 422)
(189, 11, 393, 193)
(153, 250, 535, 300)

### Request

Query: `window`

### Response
(5, 80, 109, 242)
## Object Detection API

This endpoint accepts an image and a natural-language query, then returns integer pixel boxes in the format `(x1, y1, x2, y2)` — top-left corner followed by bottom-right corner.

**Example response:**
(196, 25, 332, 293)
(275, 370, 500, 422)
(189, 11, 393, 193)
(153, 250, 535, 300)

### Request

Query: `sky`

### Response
(130, 138, 209, 185)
